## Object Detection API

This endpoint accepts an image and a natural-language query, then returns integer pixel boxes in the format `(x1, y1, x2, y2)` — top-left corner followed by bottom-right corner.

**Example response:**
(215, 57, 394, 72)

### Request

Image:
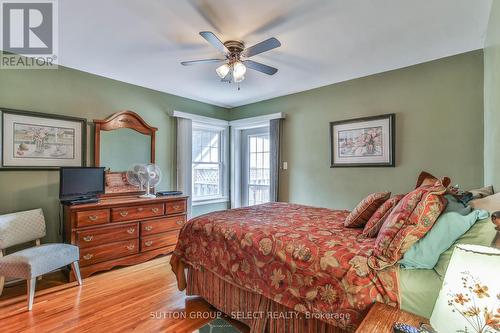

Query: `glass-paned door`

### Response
(241, 127, 270, 206)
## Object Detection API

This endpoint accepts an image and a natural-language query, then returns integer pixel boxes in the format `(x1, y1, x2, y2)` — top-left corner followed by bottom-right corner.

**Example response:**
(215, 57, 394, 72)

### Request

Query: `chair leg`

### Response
(27, 278, 36, 311)
(71, 261, 82, 286)
(35, 241, 42, 281)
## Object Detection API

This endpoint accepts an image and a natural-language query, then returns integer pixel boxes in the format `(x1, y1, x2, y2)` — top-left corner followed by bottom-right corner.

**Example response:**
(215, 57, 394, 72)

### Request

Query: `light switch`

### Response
(283, 162, 288, 170)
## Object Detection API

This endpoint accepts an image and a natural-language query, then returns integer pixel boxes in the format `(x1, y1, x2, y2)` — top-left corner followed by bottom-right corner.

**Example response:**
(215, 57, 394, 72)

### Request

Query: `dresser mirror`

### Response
(100, 128, 151, 170)
(94, 111, 157, 196)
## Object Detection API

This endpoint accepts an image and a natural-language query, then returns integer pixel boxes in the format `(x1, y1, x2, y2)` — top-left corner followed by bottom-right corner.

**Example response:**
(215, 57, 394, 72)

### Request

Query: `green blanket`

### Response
(399, 216, 496, 318)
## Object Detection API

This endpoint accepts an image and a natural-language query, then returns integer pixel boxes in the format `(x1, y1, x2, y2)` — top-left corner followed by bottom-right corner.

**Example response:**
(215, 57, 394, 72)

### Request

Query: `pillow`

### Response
(362, 194, 405, 238)
(469, 192, 500, 213)
(415, 171, 451, 189)
(434, 214, 496, 278)
(398, 210, 488, 269)
(446, 185, 474, 205)
(469, 185, 494, 199)
(443, 194, 472, 215)
(368, 182, 447, 270)
(344, 192, 391, 228)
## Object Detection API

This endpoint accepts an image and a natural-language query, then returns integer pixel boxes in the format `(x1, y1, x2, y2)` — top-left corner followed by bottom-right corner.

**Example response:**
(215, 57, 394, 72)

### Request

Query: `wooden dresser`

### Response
(63, 195, 188, 279)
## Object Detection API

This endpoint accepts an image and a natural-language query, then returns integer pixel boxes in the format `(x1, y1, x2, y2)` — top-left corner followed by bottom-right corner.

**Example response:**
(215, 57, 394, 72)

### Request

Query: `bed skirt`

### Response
(186, 265, 350, 333)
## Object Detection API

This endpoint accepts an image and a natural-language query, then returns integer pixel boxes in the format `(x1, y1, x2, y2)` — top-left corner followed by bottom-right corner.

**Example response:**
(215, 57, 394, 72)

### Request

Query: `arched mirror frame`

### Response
(94, 110, 157, 196)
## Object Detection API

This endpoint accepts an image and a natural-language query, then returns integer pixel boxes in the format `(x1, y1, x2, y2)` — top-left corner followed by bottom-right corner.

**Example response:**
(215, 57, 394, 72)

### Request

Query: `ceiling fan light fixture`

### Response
(233, 61, 246, 78)
(182, 31, 280, 88)
(216, 63, 230, 78)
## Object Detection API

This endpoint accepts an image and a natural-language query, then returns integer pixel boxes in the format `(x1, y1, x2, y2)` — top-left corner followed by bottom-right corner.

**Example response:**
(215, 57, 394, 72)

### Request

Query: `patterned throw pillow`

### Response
(344, 192, 391, 228)
(362, 194, 405, 238)
(415, 171, 451, 189)
(368, 182, 447, 270)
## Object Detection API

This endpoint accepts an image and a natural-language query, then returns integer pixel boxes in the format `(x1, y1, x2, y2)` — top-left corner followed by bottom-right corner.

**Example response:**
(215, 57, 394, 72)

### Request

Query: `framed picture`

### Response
(1, 108, 87, 170)
(330, 113, 395, 167)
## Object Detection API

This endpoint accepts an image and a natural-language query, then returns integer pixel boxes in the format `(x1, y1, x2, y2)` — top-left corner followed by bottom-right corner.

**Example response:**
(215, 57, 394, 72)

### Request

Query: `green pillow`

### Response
(399, 210, 489, 269)
(434, 215, 496, 277)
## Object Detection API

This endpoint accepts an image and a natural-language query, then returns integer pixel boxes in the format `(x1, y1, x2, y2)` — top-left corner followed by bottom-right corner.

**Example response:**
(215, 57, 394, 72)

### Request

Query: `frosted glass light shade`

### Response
(216, 64, 230, 78)
(232, 61, 246, 81)
(430, 244, 500, 333)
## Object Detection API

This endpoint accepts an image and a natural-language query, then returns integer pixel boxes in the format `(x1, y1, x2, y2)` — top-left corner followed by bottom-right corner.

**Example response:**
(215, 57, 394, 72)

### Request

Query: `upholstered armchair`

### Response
(0, 208, 82, 310)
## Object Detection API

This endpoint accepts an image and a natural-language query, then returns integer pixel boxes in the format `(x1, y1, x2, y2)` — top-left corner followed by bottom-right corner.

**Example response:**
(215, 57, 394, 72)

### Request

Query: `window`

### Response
(192, 124, 226, 202)
(248, 132, 270, 206)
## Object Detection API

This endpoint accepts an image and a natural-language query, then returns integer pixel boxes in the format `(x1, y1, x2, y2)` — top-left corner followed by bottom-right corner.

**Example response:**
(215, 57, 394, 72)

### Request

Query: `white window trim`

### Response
(192, 198, 229, 206)
(229, 112, 285, 129)
(191, 120, 230, 205)
(173, 110, 229, 127)
(229, 113, 285, 208)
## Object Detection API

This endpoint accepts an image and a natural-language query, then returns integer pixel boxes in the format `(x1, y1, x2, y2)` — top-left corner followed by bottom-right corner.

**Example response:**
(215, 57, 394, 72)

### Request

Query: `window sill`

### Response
(192, 198, 229, 206)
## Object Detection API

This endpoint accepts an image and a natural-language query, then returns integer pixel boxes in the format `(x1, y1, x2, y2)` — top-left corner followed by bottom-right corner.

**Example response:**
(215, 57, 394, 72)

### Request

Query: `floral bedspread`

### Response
(172, 202, 399, 330)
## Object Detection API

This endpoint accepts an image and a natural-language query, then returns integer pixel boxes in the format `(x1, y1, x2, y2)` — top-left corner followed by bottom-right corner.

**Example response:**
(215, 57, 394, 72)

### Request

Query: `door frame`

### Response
(229, 113, 285, 208)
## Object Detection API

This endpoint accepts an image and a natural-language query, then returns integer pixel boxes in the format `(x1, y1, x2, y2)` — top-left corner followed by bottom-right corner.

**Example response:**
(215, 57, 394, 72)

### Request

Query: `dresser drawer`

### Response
(141, 231, 179, 252)
(79, 239, 139, 266)
(165, 200, 186, 215)
(76, 223, 138, 248)
(111, 203, 164, 222)
(76, 209, 110, 227)
(141, 215, 186, 236)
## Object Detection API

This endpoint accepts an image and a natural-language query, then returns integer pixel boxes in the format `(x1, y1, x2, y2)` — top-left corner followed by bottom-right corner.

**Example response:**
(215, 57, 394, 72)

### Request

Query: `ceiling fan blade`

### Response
(241, 38, 281, 58)
(243, 60, 278, 75)
(181, 59, 225, 66)
(199, 31, 228, 54)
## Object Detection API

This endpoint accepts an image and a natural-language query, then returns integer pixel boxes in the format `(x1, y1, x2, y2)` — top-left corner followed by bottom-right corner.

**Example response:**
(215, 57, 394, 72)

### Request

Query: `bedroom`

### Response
(0, 0, 499, 332)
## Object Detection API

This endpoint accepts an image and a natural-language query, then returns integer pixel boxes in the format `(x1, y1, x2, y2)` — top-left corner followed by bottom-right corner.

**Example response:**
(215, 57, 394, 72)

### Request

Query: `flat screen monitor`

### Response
(59, 167, 105, 200)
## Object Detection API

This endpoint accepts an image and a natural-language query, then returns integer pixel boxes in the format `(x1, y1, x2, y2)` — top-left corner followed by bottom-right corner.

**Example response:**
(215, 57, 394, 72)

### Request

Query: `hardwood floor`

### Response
(0, 255, 249, 333)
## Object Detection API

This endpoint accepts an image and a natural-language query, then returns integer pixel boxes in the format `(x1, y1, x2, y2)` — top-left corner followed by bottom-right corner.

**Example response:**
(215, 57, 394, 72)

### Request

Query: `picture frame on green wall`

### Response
(330, 113, 395, 168)
(1, 108, 87, 170)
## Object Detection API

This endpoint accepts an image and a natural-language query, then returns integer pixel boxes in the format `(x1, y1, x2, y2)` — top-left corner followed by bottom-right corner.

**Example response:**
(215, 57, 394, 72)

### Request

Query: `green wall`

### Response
(230, 51, 485, 210)
(0, 65, 228, 244)
(484, 0, 500, 191)
(0, 50, 487, 244)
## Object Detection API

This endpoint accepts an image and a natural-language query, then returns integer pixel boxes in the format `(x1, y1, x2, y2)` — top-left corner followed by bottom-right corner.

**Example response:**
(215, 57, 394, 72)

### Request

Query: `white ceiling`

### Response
(58, 0, 492, 108)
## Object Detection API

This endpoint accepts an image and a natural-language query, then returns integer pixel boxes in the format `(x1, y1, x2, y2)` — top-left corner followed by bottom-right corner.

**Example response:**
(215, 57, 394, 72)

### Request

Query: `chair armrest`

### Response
(492, 211, 500, 229)
(492, 211, 500, 248)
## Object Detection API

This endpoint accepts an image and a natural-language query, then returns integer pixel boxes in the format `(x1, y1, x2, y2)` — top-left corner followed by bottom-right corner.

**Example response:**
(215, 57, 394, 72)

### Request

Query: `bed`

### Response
(171, 202, 496, 333)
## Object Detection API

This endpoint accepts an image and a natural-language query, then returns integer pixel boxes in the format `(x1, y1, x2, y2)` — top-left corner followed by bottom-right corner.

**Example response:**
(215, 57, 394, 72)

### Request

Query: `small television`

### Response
(59, 167, 105, 202)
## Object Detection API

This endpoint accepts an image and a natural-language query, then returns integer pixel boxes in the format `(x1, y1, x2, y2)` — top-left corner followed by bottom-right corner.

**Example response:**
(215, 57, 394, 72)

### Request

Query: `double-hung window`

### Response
(192, 123, 226, 202)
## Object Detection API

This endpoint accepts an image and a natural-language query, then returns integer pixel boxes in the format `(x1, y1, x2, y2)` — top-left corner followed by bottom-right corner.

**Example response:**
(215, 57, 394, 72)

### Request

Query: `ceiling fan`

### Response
(181, 31, 281, 87)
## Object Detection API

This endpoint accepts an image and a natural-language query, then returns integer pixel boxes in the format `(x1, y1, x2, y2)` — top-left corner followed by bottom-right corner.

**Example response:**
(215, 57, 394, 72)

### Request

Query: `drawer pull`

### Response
(83, 254, 94, 260)
(151, 207, 159, 213)
(126, 244, 135, 251)
(173, 205, 181, 210)
(119, 211, 129, 217)
(145, 240, 153, 247)
(126, 228, 135, 234)
(176, 220, 183, 226)
(83, 235, 94, 242)
(137, 207, 144, 212)
(88, 215, 98, 221)
(144, 226, 153, 231)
